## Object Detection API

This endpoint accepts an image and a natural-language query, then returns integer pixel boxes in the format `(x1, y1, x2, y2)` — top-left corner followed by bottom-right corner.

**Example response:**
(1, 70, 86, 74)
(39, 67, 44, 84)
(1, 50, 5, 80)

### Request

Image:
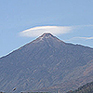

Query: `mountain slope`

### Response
(67, 81, 93, 93)
(0, 33, 93, 93)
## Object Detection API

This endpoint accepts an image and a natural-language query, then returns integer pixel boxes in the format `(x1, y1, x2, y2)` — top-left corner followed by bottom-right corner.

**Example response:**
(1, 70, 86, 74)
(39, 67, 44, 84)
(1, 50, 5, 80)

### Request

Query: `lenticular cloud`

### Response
(19, 26, 73, 37)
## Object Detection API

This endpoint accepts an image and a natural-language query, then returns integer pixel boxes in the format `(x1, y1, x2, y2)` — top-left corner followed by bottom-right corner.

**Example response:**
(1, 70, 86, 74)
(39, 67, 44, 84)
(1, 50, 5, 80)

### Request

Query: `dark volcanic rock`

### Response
(0, 33, 93, 93)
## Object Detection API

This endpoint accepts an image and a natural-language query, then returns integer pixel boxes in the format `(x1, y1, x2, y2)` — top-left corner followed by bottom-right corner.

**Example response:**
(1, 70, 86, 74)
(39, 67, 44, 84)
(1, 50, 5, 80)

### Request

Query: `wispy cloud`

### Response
(19, 26, 73, 37)
(19, 25, 93, 37)
(67, 37, 93, 41)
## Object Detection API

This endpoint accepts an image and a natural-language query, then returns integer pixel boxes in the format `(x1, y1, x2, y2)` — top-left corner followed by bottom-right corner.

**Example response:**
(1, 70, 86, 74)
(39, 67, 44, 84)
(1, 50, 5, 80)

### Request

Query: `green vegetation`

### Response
(67, 82, 93, 93)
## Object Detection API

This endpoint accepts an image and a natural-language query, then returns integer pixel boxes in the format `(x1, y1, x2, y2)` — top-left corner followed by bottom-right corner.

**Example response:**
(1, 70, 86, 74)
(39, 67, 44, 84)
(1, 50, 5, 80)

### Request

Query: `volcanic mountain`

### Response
(0, 33, 93, 93)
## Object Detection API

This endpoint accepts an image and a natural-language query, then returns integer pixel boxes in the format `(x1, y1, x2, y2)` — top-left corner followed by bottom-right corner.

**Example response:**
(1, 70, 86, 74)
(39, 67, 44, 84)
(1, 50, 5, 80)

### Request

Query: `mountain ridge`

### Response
(1, 33, 92, 59)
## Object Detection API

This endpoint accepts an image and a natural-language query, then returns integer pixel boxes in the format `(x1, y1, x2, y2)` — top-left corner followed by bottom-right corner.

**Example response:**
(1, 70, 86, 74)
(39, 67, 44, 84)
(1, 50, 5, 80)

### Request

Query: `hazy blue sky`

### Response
(0, 0, 93, 57)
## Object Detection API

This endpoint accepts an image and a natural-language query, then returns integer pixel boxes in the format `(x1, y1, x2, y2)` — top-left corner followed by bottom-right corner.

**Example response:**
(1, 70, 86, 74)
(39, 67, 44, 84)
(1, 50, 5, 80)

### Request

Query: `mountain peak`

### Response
(32, 33, 64, 44)
(31, 33, 65, 45)
(40, 33, 54, 38)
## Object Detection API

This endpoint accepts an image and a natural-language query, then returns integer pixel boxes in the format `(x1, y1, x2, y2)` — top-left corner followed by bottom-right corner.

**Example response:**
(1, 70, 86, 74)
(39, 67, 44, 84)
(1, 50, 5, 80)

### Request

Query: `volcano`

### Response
(0, 33, 93, 93)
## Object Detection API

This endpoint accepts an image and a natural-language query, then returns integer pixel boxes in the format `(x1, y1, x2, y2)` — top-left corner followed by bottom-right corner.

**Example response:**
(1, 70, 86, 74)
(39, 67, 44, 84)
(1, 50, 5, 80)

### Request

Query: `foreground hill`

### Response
(0, 33, 93, 93)
(67, 81, 93, 93)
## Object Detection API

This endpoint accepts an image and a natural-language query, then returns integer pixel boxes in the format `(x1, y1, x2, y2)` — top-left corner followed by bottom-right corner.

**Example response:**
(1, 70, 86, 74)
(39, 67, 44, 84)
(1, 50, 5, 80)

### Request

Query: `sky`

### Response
(0, 0, 93, 58)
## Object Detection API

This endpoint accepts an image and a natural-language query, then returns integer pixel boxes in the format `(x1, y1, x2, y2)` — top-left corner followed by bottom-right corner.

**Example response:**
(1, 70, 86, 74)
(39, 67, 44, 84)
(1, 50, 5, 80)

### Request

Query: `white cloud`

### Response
(19, 26, 73, 37)
(67, 37, 93, 41)
(19, 25, 93, 37)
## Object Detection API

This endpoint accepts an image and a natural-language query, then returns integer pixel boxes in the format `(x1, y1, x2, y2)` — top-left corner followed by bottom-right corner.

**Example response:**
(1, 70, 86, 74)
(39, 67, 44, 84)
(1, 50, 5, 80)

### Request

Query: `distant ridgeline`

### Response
(67, 81, 93, 93)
